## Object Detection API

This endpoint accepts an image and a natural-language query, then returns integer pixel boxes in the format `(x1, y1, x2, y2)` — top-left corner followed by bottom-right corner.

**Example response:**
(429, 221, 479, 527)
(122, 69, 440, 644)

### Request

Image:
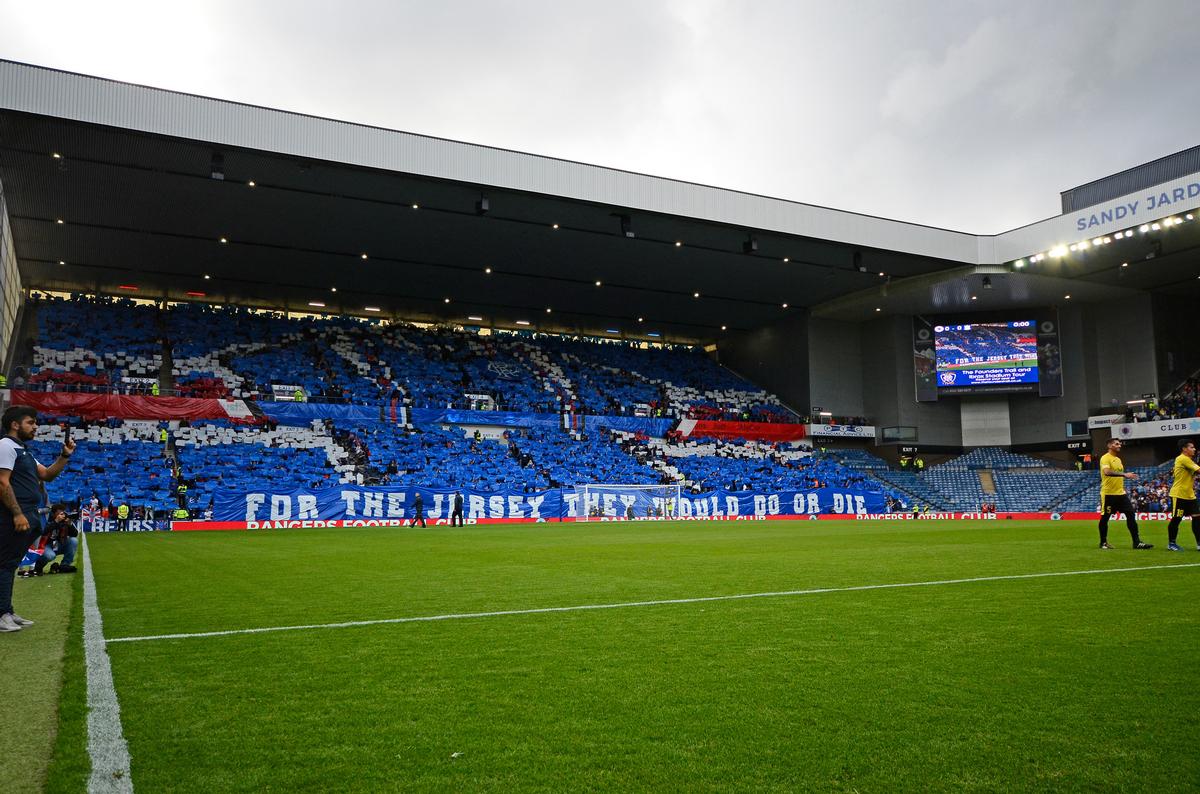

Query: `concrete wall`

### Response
(860, 315, 964, 446)
(1152, 291, 1200, 394)
(1082, 294, 1158, 407)
(960, 397, 1012, 447)
(1008, 304, 1091, 445)
(845, 302, 1158, 449)
(807, 318, 864, 417)
(0, 178, 20, 377)
(717, 310, 810, 415)
(719, 298, 1161, 451)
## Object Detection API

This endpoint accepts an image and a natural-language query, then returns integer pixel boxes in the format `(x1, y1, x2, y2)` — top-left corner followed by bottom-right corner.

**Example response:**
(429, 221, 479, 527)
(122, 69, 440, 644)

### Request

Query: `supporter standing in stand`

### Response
(0, 406, 76, 633)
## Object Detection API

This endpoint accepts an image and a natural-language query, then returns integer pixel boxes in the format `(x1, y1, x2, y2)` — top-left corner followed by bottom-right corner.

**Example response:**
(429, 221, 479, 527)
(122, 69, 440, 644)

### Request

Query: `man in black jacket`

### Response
(450, 492, 464, 526)
(408, 492, 427, 528)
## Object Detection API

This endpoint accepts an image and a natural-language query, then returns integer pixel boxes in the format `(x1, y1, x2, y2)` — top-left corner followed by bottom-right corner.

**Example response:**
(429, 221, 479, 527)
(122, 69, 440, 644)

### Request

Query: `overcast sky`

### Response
(3, 0, 1198, 233)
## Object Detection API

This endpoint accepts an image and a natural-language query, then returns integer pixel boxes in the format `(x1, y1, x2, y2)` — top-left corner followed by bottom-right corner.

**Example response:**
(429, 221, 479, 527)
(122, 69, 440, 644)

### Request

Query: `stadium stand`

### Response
(345, 423, 543, 490)
(1159, 377, 1199, 419)
(940, 448, 1050, 469)
(28, 294, 162, 393)
(991, 470, 1093, 512)
(26, 418, 351, 517)
(172, 421, 350, 508)
(25, 293, 802, 422)
(30, 420, 174, 511)
(25, 292, 1191, 519)
(871, 447, 1100, 512)
(613, 433, 906, 503)
(1054, 465, 1172, 513)
(824, 448, 891, 473)
(869, 469, 950, 510)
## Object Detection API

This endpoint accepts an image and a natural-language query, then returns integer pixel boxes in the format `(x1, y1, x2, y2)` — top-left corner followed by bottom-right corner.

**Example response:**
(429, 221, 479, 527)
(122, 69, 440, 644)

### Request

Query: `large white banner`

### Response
(806, 424, 876, 439)
(1111, 417, 1200, 440)
(218, 399, 255, 419)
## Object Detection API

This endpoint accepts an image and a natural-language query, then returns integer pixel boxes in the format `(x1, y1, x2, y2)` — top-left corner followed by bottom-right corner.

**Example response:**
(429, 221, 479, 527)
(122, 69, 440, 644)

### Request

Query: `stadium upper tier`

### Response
(23, 294, 793, 422)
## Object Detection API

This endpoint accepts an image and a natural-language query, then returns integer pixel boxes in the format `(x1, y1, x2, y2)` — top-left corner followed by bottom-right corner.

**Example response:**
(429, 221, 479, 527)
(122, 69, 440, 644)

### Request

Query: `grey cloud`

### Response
(2, 0, 1199, 233)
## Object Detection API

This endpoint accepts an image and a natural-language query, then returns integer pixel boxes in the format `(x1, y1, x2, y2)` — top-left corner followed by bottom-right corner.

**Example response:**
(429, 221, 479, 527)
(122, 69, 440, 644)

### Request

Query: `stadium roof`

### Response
(1, 60, 1198, 341)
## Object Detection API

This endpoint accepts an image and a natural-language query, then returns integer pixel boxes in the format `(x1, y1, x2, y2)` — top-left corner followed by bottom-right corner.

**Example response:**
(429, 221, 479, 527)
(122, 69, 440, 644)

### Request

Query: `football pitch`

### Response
(57, 520, 1200, 790)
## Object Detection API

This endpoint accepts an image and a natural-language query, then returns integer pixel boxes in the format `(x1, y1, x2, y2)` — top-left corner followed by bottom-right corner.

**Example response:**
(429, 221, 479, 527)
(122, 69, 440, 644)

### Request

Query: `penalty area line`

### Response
(105, 561, 1200, 645)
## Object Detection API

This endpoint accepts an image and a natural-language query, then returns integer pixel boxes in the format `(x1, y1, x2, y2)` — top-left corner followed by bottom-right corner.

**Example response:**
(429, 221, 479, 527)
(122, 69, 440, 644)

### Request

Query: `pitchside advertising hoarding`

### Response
(210, 485, 887, 524)
(118, 485, 1165, 531)
(164, 510, 1167, 531)
(84, 519, 173, 532)
(806, 424, 876, 439)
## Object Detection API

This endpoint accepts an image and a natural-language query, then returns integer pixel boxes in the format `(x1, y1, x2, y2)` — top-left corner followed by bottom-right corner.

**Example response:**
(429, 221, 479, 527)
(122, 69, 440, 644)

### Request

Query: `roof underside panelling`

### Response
(0, 60, 982, 263)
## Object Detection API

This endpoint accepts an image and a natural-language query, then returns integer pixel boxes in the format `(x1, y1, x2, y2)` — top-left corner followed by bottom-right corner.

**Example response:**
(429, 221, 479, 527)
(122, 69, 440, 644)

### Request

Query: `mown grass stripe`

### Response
(82, 534, 134, 793)
(105, 561, 1200, 645)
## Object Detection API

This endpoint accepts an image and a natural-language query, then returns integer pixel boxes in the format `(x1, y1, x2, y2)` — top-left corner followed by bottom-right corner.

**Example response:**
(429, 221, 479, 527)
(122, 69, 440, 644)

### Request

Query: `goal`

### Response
(571, 483, 684, 521)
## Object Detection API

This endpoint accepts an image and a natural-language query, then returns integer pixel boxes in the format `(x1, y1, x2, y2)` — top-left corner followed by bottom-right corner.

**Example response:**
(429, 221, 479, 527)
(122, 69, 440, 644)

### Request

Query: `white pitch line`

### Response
(103, 561, 1200, 646)
(82, 533, 134, 793)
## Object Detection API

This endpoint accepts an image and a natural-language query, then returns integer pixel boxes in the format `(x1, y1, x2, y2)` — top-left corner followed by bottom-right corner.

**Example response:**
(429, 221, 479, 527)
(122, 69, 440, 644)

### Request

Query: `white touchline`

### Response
(82, 533, 134, 793)
(105, 561, 1200, 645)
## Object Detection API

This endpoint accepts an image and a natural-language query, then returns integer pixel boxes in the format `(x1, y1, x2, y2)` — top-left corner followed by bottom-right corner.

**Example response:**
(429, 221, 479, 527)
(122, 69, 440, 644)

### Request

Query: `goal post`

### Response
(571, 483, 684, 521)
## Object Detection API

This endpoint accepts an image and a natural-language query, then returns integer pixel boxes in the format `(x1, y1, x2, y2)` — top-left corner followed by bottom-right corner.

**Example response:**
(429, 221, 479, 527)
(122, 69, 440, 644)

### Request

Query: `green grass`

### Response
(45, 571, 89, 794)
(0, 567, 76, 794)
(83, 520, 1199, 792)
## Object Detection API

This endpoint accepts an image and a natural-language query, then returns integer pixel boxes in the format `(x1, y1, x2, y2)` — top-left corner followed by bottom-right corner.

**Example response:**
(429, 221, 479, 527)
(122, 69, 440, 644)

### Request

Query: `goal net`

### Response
(570, 483, 684, 522)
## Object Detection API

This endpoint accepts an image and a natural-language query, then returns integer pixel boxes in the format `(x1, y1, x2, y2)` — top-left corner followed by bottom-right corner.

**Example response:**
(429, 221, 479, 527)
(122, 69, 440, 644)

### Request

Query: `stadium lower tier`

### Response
(29, 419, 899, 517)
(26, 416, 1170, 520)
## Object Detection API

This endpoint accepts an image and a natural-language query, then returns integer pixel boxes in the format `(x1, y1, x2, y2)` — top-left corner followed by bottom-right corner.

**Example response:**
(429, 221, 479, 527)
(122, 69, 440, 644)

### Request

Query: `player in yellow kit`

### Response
(1166, 438, 1200, 552)
(1098, 438, 1153, 549)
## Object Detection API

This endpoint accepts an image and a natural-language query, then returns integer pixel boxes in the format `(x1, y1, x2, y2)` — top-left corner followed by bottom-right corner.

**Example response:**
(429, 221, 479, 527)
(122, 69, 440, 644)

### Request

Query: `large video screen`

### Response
(913, 310, 1061, 401)
(933, 320, 1038, 388)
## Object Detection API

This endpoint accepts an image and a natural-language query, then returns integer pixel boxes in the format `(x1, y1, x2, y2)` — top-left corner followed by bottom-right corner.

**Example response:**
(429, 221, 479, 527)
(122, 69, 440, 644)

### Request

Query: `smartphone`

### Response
(64, 424, 72, 443)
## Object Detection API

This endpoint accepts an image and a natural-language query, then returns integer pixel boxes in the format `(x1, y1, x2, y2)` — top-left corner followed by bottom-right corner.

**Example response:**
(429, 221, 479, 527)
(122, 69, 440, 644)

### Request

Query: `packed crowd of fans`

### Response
(1157, 378, 1199, 419)
(1129, 471, 1172, 512)
(20, 293, 792, 422)
(11, 292, 1197, 520)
